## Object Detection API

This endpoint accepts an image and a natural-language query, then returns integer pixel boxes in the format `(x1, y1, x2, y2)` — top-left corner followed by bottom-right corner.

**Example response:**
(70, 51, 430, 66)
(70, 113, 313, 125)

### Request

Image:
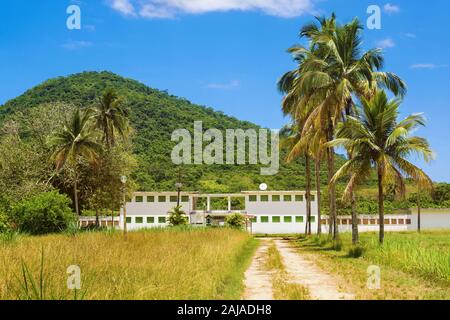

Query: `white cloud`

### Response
(384, 3, 400, 14)
(376, 38, 395, 49)
(62, 40, 93, 50)
(404, 33, 416, 38)
(109, 0, 136, 16)
(206, 80, 240, 89)
(108, 0, 315, 19)
(410, 64, 448, 70)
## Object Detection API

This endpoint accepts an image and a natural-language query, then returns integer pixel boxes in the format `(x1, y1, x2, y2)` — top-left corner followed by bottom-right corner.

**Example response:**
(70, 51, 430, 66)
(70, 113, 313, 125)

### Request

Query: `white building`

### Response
(120, 191, 319, 234)
(116, 190, 420, 234)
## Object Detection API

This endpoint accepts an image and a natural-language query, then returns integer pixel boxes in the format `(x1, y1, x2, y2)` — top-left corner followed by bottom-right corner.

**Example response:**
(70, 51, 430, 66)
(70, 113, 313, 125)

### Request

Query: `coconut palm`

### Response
(280, 14, 406, 240)
(51, 108, 102, 215)
(329, 91, 433, 244)
(280, 123, 313, 235)
(90, 88, 129, 149)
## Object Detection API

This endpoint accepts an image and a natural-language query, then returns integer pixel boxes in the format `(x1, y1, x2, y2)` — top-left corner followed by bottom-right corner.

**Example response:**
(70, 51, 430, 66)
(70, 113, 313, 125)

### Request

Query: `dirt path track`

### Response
(243, 238, 354, 300)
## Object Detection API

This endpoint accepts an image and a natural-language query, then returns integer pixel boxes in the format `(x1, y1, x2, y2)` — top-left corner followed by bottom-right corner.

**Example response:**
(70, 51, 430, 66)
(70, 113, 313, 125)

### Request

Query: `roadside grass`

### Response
(264, 242, 310, 300)
(295, 231, 450, 300)
(0, 228, 257, 300)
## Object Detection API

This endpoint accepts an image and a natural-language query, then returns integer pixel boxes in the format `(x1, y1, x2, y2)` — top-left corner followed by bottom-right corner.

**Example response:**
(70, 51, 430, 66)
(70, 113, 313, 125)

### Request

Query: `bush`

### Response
(225, 214, 246, 230)
(347, 245, 366, 258)
(168, 206, 189, 227)
(11, 191, 76, 235)
(0, 211, 10, 233)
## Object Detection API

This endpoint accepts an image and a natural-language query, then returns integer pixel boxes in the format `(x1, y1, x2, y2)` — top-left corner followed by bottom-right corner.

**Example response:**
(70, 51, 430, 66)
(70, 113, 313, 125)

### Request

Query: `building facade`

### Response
(120, 191, 319, 234)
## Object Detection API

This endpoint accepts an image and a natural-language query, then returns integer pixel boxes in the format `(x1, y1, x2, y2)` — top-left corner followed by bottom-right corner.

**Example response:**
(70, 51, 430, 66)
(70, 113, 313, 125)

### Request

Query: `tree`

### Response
(279, 14, 406, 240)
(329, 91, 433, 244)
(168, 206, 188, 227)
(50, 108, 102, 215)
(280, 123, 313, 235)
(10, 191, 75, 235)
(90, 88, 129, 149)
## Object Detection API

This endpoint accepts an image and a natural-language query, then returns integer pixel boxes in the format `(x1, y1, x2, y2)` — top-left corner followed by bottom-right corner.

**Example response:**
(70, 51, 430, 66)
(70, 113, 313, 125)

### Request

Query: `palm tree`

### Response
(280, 123, 313, 235)
(90, 88, 129, 149)
(51, 108, 102, 215)
(280, 14, 406, 240)
(329, 91, 433, 244)
(90, 89, 130, 223)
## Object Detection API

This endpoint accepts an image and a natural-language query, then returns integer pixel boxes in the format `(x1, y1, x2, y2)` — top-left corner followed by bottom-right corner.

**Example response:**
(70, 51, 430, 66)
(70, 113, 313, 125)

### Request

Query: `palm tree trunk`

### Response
(377, 166, 385, 244)
(74, 174, 79, 216)
(315, 158, 322, 235)
(351, 191, 359, 245)
(305, 154, 312, 236)
(417, 185, 421, 233)
(111, 208, 115, 230)
(326, 117, 338, 240)
(95, 209, 100, 227)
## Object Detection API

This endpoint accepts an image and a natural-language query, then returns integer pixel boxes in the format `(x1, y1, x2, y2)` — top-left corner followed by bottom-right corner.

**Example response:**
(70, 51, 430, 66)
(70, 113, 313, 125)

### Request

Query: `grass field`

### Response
(0, 228, 258, 300)
(295, 231, 450, 300)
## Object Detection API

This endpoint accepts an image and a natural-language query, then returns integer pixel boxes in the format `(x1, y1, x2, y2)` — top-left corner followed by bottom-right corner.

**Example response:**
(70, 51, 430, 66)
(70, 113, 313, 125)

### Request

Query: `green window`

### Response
(250, 217, 257, 223)
(295, 216, 304, 223)
(260, 216, 269, 223)
(158, 196, 166, 202)
(181, 196, 189, 202)
(158, 217, 167, 224)
(249, 195, 257, 202)
(272, 195, 280, 202)
(295, 195, 304, 202)
(284, 216, 292, 223)
(135, 217, 143, 224)
(170, 196, 178, 203)
(272, 216, 281, 223)
(135, 196, 143, 203)
(310, 195, 315, 201)
(283, 195, 292, 202)
(260, 195, 269, 202)
(309, 216, 316, 223)
(147, 217, 155, 223)
(147, 196, 155, 202)
(126, 217, 132, 224)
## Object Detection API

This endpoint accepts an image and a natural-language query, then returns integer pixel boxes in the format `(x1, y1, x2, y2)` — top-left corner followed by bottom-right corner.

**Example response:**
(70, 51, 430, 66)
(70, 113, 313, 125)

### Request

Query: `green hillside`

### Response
(0, 71, 336, 193)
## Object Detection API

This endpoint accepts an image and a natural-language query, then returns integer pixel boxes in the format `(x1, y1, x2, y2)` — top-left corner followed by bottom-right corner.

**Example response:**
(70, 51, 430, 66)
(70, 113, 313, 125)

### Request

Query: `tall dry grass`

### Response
(0, 228, 257, 300)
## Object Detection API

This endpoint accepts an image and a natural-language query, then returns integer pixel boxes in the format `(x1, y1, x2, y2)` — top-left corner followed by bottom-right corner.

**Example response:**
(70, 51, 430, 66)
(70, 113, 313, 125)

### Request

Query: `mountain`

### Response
(0, 71, 336, 192)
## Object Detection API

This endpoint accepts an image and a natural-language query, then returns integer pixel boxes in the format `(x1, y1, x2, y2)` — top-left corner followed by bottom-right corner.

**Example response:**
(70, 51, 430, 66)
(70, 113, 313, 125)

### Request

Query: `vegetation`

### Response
(278, 13, 435, 245)
(0, 228, 258, 300)
(330, 91, 433, 243)
(225, 213, 246, 230)
(296, 231, 450, 299)
(167, 205, 189, 226)
(10, 191, 76, 235)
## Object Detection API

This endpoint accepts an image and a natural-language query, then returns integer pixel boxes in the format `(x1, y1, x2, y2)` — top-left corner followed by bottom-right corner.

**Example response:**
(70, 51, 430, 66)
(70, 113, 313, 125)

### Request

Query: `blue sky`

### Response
(0, 0, 449, 182)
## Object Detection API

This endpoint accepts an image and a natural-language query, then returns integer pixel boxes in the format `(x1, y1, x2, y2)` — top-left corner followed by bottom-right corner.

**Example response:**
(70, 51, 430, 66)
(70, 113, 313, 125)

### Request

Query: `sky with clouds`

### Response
(0, 0, 449, 181)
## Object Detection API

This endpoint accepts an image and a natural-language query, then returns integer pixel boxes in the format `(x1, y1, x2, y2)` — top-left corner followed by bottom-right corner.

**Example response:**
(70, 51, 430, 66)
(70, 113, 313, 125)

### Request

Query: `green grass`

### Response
(296, 231, 450, 300)
(0, 228, 257, 300)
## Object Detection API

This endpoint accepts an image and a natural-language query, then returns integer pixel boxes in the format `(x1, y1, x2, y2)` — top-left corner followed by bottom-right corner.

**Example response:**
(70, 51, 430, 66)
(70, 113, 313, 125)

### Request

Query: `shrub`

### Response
(168, 206, 188, 227)
(225, 214, 246, 230)
(11, 191, 76, 235)
(0, 211, 10, 233)
(347, 245, 366, 258)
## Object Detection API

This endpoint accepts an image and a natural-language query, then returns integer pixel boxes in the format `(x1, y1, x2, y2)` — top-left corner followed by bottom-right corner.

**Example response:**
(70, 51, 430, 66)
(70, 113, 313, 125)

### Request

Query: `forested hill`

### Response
(0, 71, 335, 192)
